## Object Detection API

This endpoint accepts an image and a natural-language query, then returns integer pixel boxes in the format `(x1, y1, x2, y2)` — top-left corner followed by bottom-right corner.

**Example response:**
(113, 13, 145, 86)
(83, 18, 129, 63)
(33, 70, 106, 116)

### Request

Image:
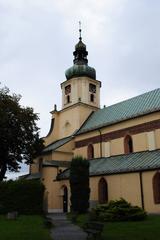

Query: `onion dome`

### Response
(65, 24, 96, 80)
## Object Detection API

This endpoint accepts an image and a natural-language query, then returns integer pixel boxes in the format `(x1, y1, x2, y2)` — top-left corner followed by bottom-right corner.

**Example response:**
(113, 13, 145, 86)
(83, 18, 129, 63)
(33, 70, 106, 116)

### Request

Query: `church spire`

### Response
(73, 22, 88, 65)
(65, 23, 96, 80)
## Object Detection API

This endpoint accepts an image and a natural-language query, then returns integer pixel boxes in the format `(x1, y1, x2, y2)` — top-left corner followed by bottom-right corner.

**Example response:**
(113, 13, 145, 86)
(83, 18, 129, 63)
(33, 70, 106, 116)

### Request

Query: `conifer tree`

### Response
(69, 156, 90, 213)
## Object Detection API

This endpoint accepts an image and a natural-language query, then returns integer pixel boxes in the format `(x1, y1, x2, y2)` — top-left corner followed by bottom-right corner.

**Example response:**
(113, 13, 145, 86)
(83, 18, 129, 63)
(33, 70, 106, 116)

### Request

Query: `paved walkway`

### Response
(48, 213, 87, 240)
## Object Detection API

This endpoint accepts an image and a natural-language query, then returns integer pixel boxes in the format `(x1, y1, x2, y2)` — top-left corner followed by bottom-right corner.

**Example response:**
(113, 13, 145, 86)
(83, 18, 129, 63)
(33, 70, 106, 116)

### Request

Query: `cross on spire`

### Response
(79, 21, 82, 41)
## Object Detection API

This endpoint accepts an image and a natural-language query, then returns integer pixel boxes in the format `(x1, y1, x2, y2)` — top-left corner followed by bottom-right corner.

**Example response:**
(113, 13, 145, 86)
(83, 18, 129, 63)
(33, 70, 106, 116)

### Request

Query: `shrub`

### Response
(70, 156, 90, 213)
(0, 179, 44, 214)
(89, 198, 147, 222)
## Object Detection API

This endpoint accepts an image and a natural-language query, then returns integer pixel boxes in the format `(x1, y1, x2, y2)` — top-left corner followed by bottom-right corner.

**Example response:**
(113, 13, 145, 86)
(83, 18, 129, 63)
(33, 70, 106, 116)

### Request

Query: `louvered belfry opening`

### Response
(124, 135, 133, 154)
(87, 144, 94, 159)
(98, 178, 108, 204)
(153, 171, 160, 204)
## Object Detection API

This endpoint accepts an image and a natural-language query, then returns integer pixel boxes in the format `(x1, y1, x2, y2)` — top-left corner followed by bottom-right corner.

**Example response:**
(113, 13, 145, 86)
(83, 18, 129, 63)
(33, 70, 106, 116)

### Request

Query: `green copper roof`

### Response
(57, 150, 160, 180)
(43, 135, 73, 153)
(65, 64, 96, 80)
(89, 150, 160, 176)
(77, 88, 160, 134)
(65, 35, 96, 80)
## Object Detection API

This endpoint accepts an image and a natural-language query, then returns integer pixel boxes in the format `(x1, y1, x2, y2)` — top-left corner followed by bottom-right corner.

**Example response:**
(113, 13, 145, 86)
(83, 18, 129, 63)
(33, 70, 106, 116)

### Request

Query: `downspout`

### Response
(139, 171, 144, 210)
(98, 129, 102, 158)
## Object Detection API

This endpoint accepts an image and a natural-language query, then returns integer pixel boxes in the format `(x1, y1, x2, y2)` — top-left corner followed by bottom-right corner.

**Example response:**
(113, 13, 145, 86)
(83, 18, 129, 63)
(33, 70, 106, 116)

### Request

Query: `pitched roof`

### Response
(77, 88, 160, 134)
(43, 135, 73, 153)
(57, 150, 160, 180)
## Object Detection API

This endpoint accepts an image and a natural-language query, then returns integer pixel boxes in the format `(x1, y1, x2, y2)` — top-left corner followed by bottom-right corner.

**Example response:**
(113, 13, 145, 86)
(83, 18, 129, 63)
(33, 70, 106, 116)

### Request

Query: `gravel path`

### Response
(48, 213, 87, 240)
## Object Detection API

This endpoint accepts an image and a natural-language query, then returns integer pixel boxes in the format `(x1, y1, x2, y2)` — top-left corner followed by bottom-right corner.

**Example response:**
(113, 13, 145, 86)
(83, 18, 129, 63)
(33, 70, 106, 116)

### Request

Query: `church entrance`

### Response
(63, 186, 68, 213)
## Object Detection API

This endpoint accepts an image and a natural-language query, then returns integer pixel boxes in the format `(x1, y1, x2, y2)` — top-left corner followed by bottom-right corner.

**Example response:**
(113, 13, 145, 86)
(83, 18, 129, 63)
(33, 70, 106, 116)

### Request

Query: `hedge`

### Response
(0, 179, 45, 214)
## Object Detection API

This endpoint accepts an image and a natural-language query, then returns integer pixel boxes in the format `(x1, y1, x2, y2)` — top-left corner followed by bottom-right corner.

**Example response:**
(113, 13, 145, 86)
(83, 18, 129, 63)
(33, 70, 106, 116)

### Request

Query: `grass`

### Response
(0, 215, 52, 240)
(75, 213, 160, 240)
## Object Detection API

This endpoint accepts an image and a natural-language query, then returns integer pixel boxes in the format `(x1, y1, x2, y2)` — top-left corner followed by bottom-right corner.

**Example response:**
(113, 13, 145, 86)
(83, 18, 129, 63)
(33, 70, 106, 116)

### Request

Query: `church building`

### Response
(29, 29, 160, 214)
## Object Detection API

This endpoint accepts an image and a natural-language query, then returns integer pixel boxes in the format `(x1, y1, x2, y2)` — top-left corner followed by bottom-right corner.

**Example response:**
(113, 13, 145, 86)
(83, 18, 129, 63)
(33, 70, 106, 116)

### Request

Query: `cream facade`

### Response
(28, 35, 160, 214)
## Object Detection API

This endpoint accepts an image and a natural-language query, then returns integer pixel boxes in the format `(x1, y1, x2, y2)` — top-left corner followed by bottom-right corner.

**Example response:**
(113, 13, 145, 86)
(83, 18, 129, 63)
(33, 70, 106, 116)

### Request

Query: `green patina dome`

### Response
(65, 64, 96, 80)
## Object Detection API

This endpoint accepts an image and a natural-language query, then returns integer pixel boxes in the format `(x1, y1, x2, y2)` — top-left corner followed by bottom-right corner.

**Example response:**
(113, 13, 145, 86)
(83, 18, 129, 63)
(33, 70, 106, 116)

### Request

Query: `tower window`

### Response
(90, 94, 94, 102)
(153, 172, 160, 204)
(65, 85, 71, 95)
(87, 144, 94, 159)
(89, 83, 96, 93)
(67, 95, 70, 103)
(124, 135, 133, 154)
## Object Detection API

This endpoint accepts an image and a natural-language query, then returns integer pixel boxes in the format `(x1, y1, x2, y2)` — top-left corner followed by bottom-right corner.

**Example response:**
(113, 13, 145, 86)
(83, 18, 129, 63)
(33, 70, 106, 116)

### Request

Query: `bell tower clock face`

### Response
(89, 83, 96, 93)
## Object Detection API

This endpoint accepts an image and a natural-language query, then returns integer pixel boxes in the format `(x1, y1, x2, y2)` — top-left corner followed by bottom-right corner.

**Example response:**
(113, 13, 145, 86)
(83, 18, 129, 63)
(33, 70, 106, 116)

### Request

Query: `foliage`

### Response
(0, 179, 45, 214)
(69, 156, 90, 213)
(0, 85, 44, 181)
(89, 198, 147, 222)
(0, 215, 52, 240)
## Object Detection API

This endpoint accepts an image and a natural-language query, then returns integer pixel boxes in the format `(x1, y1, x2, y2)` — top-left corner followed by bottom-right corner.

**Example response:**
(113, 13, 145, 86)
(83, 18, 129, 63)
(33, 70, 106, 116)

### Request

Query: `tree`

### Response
(69, 156, 90, 213)
(0, 85, 44, 181)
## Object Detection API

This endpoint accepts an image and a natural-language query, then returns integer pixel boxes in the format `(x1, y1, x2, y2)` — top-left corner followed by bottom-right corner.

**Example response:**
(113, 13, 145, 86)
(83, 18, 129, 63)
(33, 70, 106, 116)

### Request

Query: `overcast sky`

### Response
(1, 0, 160, 178)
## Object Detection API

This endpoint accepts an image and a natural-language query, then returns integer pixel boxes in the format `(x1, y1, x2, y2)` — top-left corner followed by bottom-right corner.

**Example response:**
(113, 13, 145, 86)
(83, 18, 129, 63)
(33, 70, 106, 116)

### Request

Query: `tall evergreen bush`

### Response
(69, 156, 90, 213)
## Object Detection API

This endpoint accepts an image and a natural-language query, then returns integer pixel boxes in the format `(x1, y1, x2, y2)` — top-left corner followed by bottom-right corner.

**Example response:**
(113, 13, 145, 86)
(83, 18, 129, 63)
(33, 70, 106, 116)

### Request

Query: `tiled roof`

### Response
(43, 135, 73, 153)
(77, 88, 160, 134)
(57, 150, 160, 180)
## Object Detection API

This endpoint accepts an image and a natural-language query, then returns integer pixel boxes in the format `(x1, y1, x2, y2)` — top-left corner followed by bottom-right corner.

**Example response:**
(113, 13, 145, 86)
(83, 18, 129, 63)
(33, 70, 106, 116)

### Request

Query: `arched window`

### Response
(153, 172, 160, 204)
(87, 144, 94, 159)
(98, 178, 108, 204)
(124, 135, 133, 154)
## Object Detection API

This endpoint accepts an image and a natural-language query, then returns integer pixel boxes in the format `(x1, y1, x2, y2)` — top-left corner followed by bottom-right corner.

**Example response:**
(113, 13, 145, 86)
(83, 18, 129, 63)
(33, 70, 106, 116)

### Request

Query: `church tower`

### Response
(44, 26, 101, 144)
(61, 25, 101, 109)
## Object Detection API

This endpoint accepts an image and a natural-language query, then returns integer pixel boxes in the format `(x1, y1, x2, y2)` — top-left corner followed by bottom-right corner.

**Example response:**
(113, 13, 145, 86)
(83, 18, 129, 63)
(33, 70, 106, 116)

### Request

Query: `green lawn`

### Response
(76, 214, 160, 240)
(0, 215, 52, 240)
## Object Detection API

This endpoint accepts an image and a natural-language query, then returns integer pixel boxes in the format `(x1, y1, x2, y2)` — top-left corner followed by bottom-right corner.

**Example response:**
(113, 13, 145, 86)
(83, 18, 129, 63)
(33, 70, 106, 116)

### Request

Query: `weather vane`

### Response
(79, 21, 82, 41)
